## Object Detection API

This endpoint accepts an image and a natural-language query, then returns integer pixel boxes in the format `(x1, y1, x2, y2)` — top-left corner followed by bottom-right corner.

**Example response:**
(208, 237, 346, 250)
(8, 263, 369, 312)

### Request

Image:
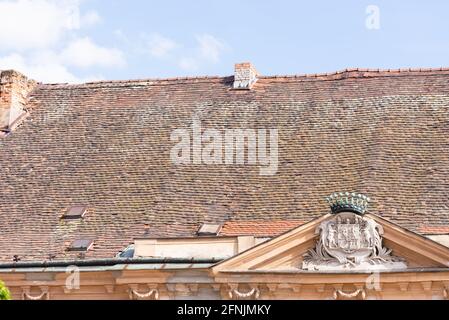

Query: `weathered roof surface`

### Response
(220, 220, 304, 237)
(1, 68, 449, 262)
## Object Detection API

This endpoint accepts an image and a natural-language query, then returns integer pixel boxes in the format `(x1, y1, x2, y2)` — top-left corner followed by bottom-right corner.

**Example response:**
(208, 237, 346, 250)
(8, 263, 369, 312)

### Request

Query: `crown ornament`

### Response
(325, 192, 370, 215)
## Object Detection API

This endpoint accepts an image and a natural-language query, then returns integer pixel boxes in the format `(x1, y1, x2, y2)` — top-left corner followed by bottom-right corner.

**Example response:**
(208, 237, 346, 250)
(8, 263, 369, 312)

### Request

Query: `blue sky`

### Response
(1, 0, 449, 83)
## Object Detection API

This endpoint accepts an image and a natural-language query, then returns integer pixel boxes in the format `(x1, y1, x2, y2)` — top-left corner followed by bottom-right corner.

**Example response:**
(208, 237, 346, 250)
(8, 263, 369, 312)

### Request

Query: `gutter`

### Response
(0, 257, 224, 269)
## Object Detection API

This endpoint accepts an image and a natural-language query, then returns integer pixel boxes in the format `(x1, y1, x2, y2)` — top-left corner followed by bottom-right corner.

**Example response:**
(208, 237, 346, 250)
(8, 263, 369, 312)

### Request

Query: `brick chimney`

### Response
(233, 62, 259, 89)
(0, 70, 36, 132)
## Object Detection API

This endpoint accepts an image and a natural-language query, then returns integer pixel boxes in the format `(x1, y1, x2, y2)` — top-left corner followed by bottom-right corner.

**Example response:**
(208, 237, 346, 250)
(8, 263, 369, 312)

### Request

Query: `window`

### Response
(62, 205, 87, 219)
(197, 223, 222, 236)
(67, 239, 93, 251)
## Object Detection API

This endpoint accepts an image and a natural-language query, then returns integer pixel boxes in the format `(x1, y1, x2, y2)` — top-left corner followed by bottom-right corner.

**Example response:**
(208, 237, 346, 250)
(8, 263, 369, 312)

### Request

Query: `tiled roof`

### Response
(220, 220, 304, 237)
(1, 68, 449, 261)
(418, 226, 449, 234)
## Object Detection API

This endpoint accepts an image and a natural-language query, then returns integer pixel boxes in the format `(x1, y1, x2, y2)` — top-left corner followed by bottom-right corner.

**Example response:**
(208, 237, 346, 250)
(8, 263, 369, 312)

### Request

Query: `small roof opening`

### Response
(67, 239, 93, 251)
(197, 223, 222, 236)
(62, 205, 87, 219)
(116, 244, 135, 258)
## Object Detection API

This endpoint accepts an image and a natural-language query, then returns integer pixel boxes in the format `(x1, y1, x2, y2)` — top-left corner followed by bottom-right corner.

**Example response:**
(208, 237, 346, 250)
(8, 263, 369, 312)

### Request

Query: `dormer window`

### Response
(197, 223, 222, 236)
(67, 239, 93, 252)
(61, 205, 88, 219)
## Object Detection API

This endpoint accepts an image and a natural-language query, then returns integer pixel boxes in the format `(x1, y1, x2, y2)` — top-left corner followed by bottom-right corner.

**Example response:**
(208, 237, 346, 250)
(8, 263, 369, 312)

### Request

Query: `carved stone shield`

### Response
(336, 223, 360, 250)
(302, 212, 407, 271)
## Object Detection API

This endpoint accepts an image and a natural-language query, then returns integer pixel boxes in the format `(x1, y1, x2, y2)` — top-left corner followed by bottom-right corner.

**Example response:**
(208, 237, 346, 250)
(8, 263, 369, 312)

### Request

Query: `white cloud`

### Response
(195, 34, 226, 63)
(81, 10, 101, 26)
(176, 34, 227, 71)
(0, 2, 228, 82)
(148, 33, 178, 58)
(0, 0, 81, 51)
(0, 52, 101, 83)
(0, 1, 119, 84)
(60, 37, 125, 68)
(0, 36, 123, 82)
(144, 33, 228, 72)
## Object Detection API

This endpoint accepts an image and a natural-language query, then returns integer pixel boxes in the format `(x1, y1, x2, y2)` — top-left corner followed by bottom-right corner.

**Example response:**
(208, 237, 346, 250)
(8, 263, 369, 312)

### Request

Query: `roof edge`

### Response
(33, 66, 449, 89)
(0, 257, 223, 269)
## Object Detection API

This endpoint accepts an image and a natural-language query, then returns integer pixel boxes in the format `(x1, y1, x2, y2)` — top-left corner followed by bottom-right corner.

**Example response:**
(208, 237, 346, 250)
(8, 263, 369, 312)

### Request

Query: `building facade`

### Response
(1, 64, 449, 299)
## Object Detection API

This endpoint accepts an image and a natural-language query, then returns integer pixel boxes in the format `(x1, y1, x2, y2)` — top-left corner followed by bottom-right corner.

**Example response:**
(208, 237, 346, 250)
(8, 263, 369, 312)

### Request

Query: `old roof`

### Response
(220, 220, 304, 237)
(1, 67, 449, 262)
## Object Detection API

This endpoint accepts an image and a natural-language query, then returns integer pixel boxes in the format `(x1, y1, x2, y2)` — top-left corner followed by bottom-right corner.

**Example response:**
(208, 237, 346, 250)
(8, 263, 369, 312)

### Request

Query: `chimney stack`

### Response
(0, 70, 36, 132)
(233, 62, 259, 89)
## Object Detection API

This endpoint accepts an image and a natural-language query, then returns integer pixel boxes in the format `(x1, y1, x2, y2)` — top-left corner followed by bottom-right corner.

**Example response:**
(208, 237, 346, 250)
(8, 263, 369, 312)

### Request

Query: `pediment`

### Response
(212, 212, 449, 274)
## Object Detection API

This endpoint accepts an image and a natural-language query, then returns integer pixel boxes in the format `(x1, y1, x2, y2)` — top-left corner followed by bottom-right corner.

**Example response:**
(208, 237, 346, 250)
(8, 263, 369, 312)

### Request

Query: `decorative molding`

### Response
(315, 284, 326, 293)
(332, 284, 343, 291)
(266, 284, 278, 292)
(228, 285, 260, 300)
(104, 285, 115, 294)
(291, 285, 302, 293)
(444, 282, 449, 300)
(211, 284, 222, 291)
(303, 212, 407, 271)
(367, 214, 449, 267)
(354, 284, 365, 291)
(276, 283, 300, 292)
(163, 283, 200, 297)
(22, 286, 50, 300)
(128, 284, 159, 300)
(326, 192, 370, 215)
(333, 288, 366, 300)
(211, 214, 331, 273)
(398, 282, 409, 292)
(174, 284, 191, 294)
(421, 281, 432, 291)
(188, 284, 199, 293)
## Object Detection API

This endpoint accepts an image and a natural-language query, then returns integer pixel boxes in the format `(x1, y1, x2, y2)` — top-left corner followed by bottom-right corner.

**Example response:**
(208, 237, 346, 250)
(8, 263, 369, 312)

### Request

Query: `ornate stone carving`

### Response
(128, 284, 159, 300)
(228, 284, 260, 300)
(302, 212, 407, 271)
(333, 288, 366, 300)
(22, 286, 50, 300)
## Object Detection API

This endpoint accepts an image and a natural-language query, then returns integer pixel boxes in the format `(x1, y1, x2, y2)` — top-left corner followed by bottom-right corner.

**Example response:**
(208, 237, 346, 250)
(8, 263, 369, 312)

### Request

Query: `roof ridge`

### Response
(260, 67, 449, 79)
(35, 67, 449, 89)
(38, 75, 233, 89)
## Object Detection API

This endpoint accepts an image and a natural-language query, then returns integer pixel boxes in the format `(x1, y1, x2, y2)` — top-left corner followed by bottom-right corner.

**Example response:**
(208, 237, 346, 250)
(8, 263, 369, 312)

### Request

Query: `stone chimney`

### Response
(0, 70, 36, 132)
(233, 62, 259, 89)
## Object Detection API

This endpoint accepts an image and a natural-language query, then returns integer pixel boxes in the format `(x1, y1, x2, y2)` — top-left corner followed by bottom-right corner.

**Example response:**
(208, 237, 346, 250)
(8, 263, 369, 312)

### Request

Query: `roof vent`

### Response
(67, 239, 93, 252)
(61, 205, 88, 219)
(233, 62, 259, 89)
(197, 223, 222, 236)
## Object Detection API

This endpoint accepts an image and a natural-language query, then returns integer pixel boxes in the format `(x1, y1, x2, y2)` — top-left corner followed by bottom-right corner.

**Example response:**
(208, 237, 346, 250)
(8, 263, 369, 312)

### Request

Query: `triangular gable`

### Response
(212, 212, 449, 273)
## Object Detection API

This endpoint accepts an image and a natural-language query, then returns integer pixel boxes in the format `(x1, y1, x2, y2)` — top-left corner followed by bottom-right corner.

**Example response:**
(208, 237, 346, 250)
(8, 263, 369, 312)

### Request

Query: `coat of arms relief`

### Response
(302, 193, 407, 271)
